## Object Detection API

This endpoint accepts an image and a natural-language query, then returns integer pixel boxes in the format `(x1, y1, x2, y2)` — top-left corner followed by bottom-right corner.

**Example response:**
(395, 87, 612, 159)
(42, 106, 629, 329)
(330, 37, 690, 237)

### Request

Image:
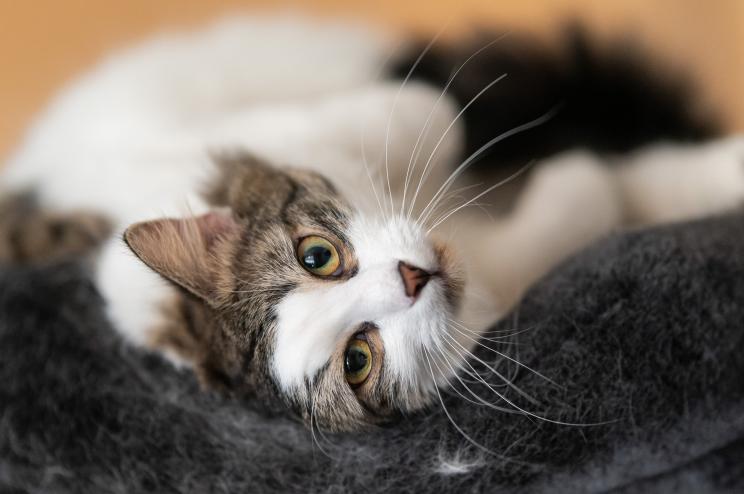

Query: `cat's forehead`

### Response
(280, 175, 353, 238)
(208, 153, 353, 229)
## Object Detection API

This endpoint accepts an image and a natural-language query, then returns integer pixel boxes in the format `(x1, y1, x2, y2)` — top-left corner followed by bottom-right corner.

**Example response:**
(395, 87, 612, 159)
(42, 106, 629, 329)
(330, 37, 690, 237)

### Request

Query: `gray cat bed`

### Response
(1, 211, 743, 493)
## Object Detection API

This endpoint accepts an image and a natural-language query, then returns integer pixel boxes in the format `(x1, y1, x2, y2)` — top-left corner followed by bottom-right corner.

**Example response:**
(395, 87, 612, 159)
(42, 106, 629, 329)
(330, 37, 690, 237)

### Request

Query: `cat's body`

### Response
(3, 16, 743, 430)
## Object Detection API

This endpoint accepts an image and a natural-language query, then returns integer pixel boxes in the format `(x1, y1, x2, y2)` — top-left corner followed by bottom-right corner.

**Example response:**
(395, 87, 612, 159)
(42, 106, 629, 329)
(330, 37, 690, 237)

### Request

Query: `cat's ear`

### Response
(123, 211, 237, 304)
(205, 152, 296, 218)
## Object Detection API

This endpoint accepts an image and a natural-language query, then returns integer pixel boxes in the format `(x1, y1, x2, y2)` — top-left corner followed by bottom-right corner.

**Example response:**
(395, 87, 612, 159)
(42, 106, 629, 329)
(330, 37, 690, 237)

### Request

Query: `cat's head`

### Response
(124, 154, 465, 431)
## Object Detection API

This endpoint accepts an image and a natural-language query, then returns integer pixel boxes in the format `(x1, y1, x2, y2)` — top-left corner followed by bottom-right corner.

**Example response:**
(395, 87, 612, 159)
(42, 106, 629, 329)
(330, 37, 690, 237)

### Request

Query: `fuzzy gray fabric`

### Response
(1, 211, 744, 493)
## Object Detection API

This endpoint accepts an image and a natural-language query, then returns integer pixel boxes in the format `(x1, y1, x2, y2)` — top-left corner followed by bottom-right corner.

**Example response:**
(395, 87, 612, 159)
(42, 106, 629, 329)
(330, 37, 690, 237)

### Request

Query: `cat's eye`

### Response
(297, 236, 341, 276)
(344, 338, 372, 386)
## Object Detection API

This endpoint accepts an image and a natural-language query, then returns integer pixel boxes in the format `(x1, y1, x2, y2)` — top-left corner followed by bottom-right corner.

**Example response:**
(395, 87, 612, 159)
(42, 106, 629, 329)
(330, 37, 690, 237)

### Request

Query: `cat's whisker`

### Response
(436, 366, 544, 468)
(441, 332, 609, 426)
(442, 330, 541, 407)
(443, 333, 616, 427)
(440, 340, 547, 426)
(444, 321, 521, 387)
(441, 331, 538, 405)
(425, 199, 493, 232)
(371, 158, 395, 220)
(447, 321, 560, 389)
(359, 38, 407, 221)
(407, 74, 508, 221)
(422, 347, 529, 462)
(360, 128, 386, 220)
(430, 334, 519, 413)
(434, 329, 512, 389)
(448, 318, 532, 344)
(384, 27, 446, 220)
(417, 182, 485, 228)
(425, 161, 535, 233)
(447, 316, 538, 338)
(400, 34, 509, 220)
(427, 339, 491, 406)
(444, 321, 524, 346)
(308, 382, 336, 459)
(419, 107, 559, 227)
(227, 286, 287, 295)
(438, 348, 529, 417)
(422, 159, 531, 231)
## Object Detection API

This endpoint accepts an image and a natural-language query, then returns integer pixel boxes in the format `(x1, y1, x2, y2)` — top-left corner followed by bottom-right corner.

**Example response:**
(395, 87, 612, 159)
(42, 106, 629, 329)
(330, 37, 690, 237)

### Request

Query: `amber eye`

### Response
(297, 236, 342, 276)
(344, 338, 372, 386)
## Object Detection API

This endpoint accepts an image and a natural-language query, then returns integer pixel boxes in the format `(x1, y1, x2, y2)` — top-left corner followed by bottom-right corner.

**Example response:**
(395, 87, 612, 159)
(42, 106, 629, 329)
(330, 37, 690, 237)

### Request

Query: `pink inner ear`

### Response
(197, 211, 237, 247)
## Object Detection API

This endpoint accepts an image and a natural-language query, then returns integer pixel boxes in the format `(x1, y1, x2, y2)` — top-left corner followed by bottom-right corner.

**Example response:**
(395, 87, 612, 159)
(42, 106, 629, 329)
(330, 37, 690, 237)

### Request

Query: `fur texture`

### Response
(3, 15, 744, 475)
(0, 17, 470, 428)
(2, 211, 743, 492)
(394, 26, 719, 173)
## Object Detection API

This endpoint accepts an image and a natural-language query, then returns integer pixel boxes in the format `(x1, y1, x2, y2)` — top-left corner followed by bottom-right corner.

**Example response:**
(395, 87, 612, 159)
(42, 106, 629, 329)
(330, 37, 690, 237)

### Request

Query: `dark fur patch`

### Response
(392, 26, 720, 174)
(0, 192, 111, 264)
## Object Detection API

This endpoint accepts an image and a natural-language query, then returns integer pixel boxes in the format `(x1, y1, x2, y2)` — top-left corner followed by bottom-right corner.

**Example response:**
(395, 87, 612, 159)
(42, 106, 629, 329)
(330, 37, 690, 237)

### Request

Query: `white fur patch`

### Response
(1, 16, 399, 348)
(0, 15, 467, 356)
(435, 450, 485, 475)
(617, 136, 744, 224)
(272, 215, 468, 400)
(95, 235, 173, 348)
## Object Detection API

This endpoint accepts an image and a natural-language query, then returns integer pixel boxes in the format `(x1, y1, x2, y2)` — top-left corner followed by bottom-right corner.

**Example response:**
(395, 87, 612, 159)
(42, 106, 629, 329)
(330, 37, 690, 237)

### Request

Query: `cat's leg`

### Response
(616, 136, 744, 225)
(454, 151, 622, 320)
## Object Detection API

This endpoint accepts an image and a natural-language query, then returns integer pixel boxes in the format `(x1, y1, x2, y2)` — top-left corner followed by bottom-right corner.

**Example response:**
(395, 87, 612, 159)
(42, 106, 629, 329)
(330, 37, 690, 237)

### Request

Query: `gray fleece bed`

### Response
(1, 211, 743, 493)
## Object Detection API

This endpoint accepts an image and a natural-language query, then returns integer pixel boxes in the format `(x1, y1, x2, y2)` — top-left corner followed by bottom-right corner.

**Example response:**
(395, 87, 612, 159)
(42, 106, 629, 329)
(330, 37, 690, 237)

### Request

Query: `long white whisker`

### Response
(443, 332, 608, 426)
(420, 182, 486, 228)
(360, 128, 385, 218)
(441, 331, 539, 407)
(449, 314, 538, 337)
(400, 34, 509, 219)
(449, 321, 561, 388)
(425, 199, 493, 232)
(443, 330, 541, 406)
(423, 347, 529, 462)
(408, 74, 508, 221)
(430, 335, 519, 414)
(359, 40, 407, 220)
(384, 28, 446, 219)
(436, 330, 512, 389)
(426, 160, 534, 233)
(428, 339, 494, 406)
(309, 383, 334, 459)
(450, 322, 534, 343)
(419, 107, 560, 226)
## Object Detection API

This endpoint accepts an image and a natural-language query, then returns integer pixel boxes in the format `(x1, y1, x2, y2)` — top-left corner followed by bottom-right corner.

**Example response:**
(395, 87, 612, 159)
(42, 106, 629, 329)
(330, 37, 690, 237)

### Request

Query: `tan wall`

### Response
(1, 0, 742, 159)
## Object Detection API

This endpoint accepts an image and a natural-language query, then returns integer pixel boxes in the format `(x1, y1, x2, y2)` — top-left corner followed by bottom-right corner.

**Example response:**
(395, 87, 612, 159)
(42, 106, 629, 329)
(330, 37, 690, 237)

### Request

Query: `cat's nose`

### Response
(398, 261, 432, 300)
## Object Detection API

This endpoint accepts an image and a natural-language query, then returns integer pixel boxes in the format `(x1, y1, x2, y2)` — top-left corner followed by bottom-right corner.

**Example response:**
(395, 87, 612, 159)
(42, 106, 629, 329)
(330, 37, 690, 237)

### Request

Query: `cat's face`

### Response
(125, 155, 465, 431)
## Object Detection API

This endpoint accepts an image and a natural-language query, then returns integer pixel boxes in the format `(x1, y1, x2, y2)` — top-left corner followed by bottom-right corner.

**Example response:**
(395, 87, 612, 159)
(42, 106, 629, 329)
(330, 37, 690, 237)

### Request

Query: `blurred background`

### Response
(1, 0, 742, 162)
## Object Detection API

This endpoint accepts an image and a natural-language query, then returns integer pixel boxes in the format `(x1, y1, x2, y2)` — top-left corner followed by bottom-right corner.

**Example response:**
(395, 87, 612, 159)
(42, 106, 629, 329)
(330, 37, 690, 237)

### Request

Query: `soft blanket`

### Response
(1, 212, 743, 493)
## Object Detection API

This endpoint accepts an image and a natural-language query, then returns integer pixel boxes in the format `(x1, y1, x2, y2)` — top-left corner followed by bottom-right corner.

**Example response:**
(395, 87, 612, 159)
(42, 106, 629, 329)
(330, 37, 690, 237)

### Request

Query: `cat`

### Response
(2, 15, 743, 432)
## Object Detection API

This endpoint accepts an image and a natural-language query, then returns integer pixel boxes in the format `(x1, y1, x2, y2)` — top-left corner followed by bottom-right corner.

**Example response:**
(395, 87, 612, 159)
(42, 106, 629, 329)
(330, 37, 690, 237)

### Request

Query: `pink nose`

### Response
(398, 261, 432, 299)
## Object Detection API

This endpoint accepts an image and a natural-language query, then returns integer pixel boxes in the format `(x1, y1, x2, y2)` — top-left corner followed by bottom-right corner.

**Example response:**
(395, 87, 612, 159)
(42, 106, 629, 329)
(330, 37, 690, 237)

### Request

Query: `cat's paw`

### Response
(619, 136, 744, 224)
(515, 150, 622, 234)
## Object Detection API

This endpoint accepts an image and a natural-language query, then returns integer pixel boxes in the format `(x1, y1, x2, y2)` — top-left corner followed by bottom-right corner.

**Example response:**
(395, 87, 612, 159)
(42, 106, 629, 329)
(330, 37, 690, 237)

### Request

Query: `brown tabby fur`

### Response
(125, 153, 417, 430)
(0, 192, 110, 264)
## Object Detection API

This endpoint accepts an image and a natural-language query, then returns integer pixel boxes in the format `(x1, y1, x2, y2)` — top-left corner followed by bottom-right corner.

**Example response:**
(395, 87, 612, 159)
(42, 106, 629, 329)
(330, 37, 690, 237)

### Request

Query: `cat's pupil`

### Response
(303, 246, 331, 269)
(345, 347, 368, 374)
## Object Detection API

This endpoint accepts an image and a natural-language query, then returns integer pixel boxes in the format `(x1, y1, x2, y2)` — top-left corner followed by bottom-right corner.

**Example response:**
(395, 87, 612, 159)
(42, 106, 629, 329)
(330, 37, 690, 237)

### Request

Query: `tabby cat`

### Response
(2, 16, 742, 431)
